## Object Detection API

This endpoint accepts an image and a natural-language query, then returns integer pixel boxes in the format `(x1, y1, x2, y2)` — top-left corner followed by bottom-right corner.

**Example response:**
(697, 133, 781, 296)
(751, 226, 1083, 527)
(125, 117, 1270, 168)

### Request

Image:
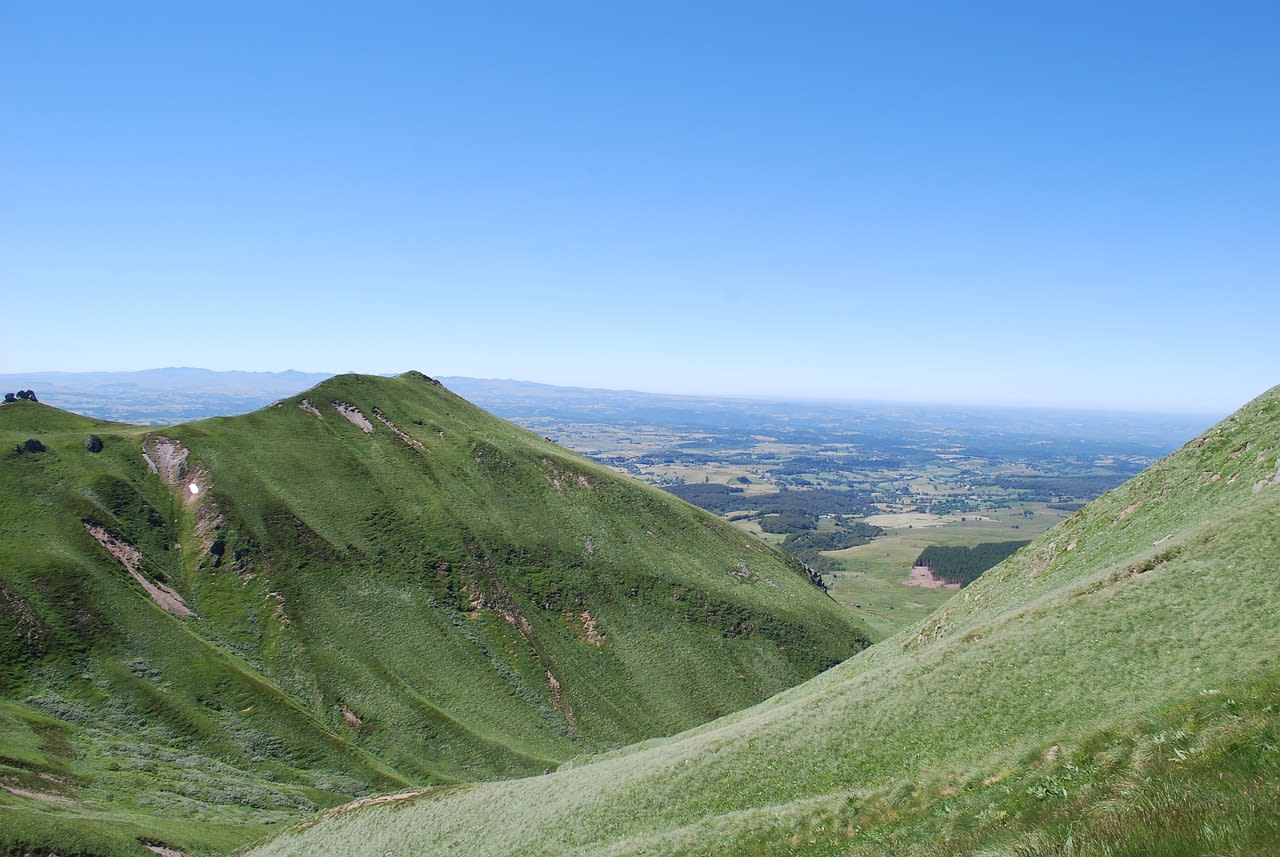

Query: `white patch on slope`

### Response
(84, 523, 194, 617)
(333, 402, 373, 434)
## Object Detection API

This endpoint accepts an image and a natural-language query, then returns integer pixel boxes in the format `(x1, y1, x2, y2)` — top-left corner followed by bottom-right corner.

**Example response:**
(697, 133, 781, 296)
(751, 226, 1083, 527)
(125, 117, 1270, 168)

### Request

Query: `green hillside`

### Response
(244, 384, 1280, 857)
(0, 372, 870, 856)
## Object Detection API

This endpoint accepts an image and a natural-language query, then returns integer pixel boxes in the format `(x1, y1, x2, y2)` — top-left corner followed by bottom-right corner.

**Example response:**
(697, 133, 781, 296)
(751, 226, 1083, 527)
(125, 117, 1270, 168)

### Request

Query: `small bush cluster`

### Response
(12, 437, 46, 455)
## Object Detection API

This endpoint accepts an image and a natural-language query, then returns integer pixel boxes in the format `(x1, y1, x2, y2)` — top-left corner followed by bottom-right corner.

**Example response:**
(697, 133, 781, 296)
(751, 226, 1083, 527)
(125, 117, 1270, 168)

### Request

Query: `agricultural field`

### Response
(448, 379, 1213, 636)
(825, 505, 1065, 639)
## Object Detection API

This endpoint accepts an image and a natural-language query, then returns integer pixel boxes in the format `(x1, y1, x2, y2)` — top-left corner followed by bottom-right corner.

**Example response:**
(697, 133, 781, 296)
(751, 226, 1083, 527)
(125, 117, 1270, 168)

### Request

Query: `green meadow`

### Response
(829, 505, 1066, 639)
(0, 373, 869, 855)
(242, 385, 1280, 856)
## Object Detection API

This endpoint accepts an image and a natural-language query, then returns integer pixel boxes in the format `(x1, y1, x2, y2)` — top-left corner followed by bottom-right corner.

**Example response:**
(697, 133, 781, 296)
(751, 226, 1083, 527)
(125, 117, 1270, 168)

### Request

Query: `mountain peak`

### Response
(0, 374, 869, 854)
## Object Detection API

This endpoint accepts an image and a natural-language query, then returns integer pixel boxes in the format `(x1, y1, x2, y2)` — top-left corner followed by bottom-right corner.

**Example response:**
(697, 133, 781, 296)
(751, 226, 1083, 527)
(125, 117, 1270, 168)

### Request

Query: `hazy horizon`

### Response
(3, 3, 1276, 413)
(0, 365, 1230, 419)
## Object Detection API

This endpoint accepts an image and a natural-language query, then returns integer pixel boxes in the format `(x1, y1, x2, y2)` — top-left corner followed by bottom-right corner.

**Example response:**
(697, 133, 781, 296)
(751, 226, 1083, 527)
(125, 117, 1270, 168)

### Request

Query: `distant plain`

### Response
(4, 369, 1215, 640)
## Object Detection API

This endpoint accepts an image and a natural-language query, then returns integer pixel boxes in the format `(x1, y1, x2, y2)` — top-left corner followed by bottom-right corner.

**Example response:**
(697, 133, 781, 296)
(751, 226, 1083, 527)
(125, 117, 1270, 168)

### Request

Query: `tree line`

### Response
(914, 540, 1030, 587)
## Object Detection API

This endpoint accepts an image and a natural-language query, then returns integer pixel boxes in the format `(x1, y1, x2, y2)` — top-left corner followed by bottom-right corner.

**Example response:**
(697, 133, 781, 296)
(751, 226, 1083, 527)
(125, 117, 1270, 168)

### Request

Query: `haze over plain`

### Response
(2, 3, 1276, 409)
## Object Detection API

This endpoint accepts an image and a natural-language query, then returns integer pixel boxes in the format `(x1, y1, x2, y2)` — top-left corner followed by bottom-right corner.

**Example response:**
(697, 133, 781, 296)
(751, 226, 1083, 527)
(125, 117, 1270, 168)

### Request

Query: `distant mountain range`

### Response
(0, 368, 335, 424)
(0, 367, 1215, 447)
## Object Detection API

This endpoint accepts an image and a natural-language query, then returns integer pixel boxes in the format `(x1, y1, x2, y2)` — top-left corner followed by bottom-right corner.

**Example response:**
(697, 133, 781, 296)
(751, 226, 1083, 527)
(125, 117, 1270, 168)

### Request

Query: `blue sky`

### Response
(2, 2, 1276, 413)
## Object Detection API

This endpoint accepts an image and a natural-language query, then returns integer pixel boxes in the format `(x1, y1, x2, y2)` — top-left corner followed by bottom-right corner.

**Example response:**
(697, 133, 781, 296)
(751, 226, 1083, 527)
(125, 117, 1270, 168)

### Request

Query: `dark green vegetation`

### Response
(0, 373, 870, 856)
(825, 507, 1066, 640)
(245, 385, 1280, 856)
(780, 521, 883, 578)
(783, 523, 882, 553)
(991, 474, 1136, 502)
(913, 540, 1030, 587)
(660, 481, 747, 513)
(749, 514, 883, 577)
(756, 511, 815, 534)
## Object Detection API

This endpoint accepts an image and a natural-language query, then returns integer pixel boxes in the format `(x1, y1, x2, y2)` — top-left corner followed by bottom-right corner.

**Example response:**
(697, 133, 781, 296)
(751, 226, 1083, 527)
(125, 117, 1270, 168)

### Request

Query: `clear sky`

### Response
(2, 2, 1276, 413)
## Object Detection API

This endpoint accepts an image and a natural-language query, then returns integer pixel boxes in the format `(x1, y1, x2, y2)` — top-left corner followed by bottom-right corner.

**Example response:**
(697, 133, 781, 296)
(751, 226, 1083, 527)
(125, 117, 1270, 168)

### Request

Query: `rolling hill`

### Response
(0, 372, 871, 856)
(241, 383, 1280, 857)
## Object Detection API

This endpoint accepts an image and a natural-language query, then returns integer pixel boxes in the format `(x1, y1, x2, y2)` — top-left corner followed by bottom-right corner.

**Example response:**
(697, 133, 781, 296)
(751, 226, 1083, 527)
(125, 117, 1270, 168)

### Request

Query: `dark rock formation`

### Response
(85, 435, 104, 453)
(406, 370, 443, 387)
(800, 561, 828, 592)
(22, 438, 45, 453)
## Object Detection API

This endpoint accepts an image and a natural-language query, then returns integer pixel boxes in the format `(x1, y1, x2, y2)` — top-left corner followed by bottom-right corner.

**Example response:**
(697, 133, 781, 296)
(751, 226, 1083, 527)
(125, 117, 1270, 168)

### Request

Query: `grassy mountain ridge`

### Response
(243, 383, 1280, 856)
(0, 372, 870, 855)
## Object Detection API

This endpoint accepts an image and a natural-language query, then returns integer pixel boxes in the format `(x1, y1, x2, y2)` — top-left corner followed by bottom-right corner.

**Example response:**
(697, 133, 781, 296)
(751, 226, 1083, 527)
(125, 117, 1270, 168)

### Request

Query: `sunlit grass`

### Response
(243, 385, 1280, 856)
(1, 373, 870, 854)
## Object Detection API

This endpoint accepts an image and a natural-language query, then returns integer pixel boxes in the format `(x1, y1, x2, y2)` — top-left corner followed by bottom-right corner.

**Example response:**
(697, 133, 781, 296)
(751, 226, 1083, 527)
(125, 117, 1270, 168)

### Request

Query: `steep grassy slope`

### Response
(245, 384, 1280, 857)
(0, 372, 869, 856)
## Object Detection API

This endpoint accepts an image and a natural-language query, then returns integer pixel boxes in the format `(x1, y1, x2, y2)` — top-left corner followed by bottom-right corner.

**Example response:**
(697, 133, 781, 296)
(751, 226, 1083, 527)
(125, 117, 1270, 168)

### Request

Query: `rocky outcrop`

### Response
(800, 561, 828, 592)
(83, 522, 194, 617)
(12, 438, 45, 455)
(467, 544, 575, 725)
(84, 435, 104, 453)
(405, 370, 443, 387)
(141, 436, 190, 484)
(333, 402, 373, 434)
(372, 407, 425, 451)
(1252, 458, 1280, 493)
(539, 457, 592, 491)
